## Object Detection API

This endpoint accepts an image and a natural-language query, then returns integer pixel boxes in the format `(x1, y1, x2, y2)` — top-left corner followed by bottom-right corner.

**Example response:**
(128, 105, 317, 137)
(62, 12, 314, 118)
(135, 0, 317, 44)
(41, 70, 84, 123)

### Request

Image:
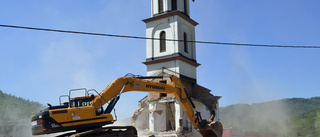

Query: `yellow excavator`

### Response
(31, 74, 223, 137)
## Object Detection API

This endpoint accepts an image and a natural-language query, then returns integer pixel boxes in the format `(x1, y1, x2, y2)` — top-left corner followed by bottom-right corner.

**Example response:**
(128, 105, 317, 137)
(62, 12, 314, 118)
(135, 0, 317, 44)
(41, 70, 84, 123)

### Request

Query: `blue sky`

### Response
(0, 0, 319, 119)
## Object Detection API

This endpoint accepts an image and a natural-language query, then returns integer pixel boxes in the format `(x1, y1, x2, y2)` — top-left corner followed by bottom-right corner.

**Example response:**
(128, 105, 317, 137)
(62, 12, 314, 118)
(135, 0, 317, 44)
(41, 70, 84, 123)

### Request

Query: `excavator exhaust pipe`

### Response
(197, 120, 223, 137)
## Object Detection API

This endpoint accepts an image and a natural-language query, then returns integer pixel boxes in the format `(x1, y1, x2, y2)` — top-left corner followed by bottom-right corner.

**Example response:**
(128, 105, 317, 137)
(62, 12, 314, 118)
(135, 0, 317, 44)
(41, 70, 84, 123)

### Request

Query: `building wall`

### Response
(145, 16, 176, 60)
(146, 61, 177, 77)
(133, 107, 149, 131)
(176, 60, 196, 79)
(132, 98, 215, 137)
(146, 60, 196, 79)
(177, 17, 196, 60)
(145, 15, 196, 61)
(152, 22, 175, 58)
(150, 102, 167, 132)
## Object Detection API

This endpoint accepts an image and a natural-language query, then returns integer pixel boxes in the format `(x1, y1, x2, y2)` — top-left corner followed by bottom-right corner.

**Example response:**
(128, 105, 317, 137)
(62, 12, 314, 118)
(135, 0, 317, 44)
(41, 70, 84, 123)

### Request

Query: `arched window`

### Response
(158, 0, 164, 13)
(184, 32, 188, 53)
(171, 0, 177, 11)
(160, 31, 166, 52)
(184, 0, 187, 14)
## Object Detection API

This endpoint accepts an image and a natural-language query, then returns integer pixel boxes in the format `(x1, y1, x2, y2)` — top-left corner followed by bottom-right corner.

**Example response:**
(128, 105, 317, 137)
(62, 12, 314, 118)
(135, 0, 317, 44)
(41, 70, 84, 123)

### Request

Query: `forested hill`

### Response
(220, 97, 320, 137)
(0, 90, 44, 123)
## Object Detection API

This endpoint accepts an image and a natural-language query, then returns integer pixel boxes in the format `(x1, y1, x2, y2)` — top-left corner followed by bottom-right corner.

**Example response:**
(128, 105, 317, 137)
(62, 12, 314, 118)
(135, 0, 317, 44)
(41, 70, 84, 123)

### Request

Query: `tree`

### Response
(0, 90, 44, 122)
(315, 108, 320, 137)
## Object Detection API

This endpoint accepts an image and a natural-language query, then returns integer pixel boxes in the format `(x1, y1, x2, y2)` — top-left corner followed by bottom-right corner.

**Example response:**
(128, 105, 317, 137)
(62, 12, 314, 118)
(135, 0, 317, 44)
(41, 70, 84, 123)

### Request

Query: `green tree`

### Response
(0, 90, 45, 122)
(315, 109, 320, 137)
(220, 97, 320, 136)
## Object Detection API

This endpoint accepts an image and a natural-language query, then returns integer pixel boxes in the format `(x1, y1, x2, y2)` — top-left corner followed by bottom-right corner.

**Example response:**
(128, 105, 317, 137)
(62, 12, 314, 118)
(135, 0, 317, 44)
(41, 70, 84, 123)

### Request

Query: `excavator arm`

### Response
(91, 75, 222, 137)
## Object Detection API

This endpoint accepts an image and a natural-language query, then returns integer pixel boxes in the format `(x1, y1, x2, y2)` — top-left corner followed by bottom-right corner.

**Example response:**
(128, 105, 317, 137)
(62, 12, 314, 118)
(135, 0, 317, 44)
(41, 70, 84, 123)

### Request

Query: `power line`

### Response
(1, 24, 319, 49)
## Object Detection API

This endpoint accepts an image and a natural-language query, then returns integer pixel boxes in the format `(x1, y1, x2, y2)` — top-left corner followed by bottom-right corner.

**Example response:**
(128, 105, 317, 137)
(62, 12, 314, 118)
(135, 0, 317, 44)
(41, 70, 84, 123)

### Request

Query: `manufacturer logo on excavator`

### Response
(146, 84, 165, 90)
(135, 83, 141, 87)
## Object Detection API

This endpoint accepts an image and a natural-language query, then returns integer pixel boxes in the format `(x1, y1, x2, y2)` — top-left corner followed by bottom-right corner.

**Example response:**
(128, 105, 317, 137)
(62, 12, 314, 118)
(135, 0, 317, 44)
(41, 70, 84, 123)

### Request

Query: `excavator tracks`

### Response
(58, 126, 137, 137)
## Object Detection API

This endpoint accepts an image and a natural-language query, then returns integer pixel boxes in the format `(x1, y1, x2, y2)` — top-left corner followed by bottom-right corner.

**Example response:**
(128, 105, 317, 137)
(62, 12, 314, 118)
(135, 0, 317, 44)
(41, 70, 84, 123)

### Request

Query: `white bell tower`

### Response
(132, 1, 220, 136)
(143, 0, 200, 83)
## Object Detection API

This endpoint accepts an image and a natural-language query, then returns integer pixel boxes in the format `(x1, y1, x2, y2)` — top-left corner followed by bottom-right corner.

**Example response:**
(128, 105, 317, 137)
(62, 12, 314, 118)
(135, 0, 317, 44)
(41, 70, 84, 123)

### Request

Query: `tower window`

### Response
(184, 0, 187, 14)
(160, 31, 166, 52)
(159, 0, 164, 13)
(184, 32, 188, 53)
(171, 0, 177, 11)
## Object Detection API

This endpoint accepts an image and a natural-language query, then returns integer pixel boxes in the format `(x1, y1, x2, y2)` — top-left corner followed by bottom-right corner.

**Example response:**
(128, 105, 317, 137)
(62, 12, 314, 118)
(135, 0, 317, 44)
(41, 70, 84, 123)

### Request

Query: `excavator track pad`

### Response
(69, 126, 137, 137)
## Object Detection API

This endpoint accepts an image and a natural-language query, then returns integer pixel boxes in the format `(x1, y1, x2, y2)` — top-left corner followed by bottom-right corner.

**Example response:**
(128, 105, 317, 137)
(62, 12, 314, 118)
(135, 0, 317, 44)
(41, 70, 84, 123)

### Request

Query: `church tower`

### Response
(132, 1, 220, 136)
(143, 0, 200, 83)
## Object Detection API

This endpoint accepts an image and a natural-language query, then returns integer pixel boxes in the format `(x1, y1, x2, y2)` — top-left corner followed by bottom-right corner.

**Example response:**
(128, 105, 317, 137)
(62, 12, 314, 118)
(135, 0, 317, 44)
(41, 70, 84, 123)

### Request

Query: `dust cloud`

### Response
(219, 48, 290, 136)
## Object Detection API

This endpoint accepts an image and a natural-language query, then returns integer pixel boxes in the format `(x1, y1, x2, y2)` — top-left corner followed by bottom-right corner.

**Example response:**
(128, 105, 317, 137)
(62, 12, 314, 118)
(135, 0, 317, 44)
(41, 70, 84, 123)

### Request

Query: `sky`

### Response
(0, 0, 319, 119)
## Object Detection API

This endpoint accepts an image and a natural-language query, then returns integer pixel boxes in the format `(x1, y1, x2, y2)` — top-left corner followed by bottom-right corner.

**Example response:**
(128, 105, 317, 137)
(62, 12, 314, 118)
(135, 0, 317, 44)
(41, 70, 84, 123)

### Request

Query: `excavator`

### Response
(31, 74, 223, 137)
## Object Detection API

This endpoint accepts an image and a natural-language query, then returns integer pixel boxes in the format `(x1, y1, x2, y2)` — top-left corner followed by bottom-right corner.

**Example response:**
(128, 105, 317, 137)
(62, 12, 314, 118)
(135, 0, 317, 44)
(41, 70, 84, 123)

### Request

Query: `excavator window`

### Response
(70, 100, 78, 107)
(70, 98, 92, 107)
(96, 107, 104, 115)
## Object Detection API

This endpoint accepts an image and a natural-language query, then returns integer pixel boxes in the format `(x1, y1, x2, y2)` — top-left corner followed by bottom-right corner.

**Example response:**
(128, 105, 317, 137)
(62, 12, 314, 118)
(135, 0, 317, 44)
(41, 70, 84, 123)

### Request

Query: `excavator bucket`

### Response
(197, 120, 223, 137)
